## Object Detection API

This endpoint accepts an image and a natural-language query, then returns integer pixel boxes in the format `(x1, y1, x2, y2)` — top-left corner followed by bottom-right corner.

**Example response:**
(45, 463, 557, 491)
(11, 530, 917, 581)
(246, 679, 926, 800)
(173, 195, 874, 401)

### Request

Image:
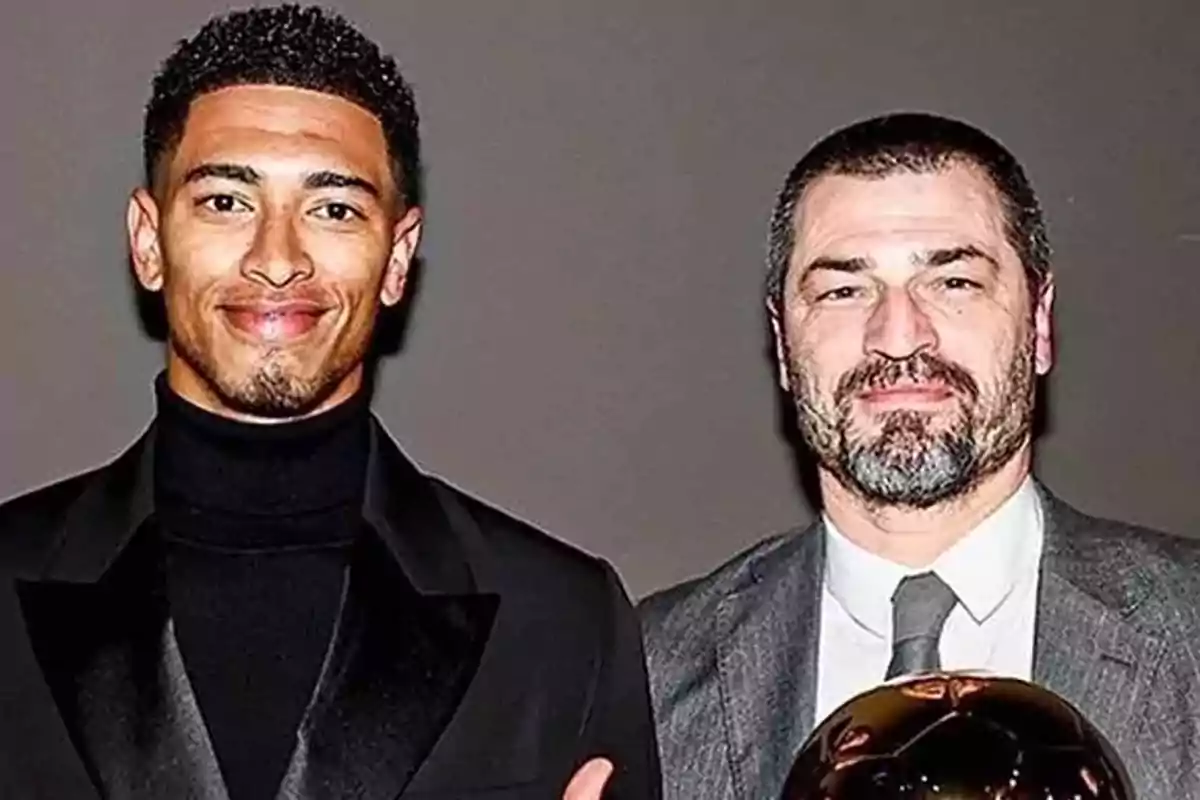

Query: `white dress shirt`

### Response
(814, 477, 1044, 723)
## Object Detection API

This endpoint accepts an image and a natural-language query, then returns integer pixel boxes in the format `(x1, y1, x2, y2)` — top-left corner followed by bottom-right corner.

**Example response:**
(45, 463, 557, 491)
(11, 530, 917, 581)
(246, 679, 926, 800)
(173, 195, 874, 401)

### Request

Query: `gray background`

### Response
(1, 0, 1196, 598)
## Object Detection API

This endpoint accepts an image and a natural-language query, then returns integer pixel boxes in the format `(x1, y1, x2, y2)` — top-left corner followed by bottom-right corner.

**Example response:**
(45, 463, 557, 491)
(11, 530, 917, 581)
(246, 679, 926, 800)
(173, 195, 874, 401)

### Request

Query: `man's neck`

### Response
(820, 445, 1034, 568)
(153, 373, 371, 548)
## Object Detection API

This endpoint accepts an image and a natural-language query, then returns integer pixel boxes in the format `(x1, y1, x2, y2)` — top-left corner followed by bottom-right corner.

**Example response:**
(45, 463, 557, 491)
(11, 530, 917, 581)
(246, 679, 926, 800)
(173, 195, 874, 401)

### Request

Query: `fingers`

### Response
(563, 757, 614, 800)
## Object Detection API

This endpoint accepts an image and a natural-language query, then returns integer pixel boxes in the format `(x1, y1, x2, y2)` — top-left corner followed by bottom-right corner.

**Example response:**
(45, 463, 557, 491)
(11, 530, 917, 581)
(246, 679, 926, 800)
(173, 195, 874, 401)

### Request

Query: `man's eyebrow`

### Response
(796, 246, 999, 286)
(179, 165, 381, 200)
(914, 245, 999, 270)
(304, 170, 381, 199)
(182, 163, 261, 186)
(801, 255, 872, 275)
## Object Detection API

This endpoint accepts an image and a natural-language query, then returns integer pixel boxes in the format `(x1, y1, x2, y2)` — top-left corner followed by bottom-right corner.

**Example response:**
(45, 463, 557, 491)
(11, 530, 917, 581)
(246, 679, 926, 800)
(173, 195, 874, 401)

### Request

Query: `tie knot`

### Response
(891, 571, 958, 644)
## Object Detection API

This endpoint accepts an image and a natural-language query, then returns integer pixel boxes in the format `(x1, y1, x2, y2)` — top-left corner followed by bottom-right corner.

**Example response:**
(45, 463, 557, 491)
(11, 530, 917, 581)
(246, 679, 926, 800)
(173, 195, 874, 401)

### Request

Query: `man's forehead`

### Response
(179, 86, 384, 154)
(792, 166, 1009, 261)
(182, 84, 384, 136)
(165, 84, 393, 190)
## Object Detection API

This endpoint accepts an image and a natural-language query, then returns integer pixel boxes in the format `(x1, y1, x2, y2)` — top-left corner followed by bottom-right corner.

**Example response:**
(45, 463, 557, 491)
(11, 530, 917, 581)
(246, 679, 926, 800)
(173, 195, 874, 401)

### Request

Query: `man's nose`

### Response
(862, 287, 938, 360)
(240, 212, 315, 288)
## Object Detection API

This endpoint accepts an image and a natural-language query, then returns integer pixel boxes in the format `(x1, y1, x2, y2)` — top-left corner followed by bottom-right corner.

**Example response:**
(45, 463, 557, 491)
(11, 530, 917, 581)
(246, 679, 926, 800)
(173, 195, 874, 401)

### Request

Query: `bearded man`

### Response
(639, 112, 1200, 800)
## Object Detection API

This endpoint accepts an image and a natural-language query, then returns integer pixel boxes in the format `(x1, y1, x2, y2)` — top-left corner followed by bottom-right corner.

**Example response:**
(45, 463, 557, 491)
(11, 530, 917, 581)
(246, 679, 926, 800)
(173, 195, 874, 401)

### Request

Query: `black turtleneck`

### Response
(152, 375, 369, 800)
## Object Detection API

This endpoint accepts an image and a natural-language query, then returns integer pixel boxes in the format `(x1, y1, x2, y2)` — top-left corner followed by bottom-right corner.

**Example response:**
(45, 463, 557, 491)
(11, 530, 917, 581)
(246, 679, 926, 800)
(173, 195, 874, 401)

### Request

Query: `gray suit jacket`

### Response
(640, 486, 1200, 800)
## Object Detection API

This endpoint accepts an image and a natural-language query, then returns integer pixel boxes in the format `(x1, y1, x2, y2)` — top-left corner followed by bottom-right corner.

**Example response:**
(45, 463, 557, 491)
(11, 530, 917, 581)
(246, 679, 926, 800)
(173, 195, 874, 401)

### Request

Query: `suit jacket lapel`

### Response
(715, 525, 823, 800)
(279, 534, 496, 800)
(0, 583, 99, 797)
(276, 422, 499, 800)
(11, 425, 226, 799)
(15, 417, 500, 800)
(17, 533, 227, 800)
(1033, 487, 1168, 761)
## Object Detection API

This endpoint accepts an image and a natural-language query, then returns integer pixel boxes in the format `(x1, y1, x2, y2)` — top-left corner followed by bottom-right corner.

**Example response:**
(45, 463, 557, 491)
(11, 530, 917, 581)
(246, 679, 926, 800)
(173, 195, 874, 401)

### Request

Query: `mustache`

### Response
(834, 352, 979, 405)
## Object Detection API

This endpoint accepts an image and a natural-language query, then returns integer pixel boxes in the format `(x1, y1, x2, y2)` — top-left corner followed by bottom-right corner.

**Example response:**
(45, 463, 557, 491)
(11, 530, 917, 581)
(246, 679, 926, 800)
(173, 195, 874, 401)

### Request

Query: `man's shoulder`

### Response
(1101, 517, 1200, 598)
(370, 417, 614, 593)
(637, 527, 810, 650)
(1044, 490, 1200, 628)
(428, 477, 618, 600)
(1097, 515, 1200, 570)
(0, 468, 98, 573)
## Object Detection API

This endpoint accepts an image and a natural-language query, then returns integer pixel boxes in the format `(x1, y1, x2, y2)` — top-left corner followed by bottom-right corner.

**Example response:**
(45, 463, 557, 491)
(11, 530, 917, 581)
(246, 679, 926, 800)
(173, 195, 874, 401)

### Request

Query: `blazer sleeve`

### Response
(575, 560, 664, 800)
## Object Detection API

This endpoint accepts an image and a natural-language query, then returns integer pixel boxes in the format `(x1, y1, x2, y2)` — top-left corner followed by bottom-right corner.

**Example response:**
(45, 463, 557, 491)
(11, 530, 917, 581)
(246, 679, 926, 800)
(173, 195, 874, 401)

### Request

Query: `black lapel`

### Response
(10, 425, 224, 800)
(0, 583, 99, 797)
(277, 421, 499, 800)
(17, 533, 228, 800)
(14, 417, 499, 800)
(35, 424, 157, 583)
(358, 418, 480, 594)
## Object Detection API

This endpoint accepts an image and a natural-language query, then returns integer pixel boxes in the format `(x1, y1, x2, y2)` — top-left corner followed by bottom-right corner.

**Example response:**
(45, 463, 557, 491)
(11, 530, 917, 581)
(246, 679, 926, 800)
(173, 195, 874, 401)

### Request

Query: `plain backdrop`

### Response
(1, 0, 1196, 598)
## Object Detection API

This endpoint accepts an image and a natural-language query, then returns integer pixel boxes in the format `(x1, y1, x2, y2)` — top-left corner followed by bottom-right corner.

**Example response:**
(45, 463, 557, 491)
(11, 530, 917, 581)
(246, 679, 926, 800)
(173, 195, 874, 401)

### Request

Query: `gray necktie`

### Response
(885, 571, 958, 680)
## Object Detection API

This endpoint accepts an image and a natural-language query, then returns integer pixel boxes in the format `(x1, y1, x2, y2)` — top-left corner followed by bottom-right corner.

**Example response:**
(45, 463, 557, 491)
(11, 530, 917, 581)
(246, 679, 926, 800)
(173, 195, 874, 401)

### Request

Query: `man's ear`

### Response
(767, 296, 792, 393)
(128, 188, 165, 292)
(380, 205, 423, 307)
(1033, 273, 1055, 376)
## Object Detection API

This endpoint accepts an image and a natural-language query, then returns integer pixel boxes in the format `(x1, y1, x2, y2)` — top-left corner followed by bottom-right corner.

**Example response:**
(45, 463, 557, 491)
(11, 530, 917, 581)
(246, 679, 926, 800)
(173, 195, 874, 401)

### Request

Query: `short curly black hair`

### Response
(143, 4, 421, 205)
(766, 112, 1050, 310)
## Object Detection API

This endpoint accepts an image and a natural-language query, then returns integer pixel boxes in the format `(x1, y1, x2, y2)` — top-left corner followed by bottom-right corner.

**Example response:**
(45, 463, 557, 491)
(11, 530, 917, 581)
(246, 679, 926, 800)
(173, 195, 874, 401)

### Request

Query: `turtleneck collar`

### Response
(152, 372, 371, 550)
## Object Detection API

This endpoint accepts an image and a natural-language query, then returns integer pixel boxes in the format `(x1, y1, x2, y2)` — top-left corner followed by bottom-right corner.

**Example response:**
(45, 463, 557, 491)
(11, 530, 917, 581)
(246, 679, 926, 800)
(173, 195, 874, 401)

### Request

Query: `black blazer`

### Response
(0, 418, 662, 800)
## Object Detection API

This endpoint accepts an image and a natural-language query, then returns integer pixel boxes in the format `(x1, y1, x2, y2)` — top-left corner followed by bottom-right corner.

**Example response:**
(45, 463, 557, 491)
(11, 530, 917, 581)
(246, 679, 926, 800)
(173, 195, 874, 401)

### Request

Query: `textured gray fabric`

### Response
(639, 483, 1200, 800)
(885, 571, 958, 679)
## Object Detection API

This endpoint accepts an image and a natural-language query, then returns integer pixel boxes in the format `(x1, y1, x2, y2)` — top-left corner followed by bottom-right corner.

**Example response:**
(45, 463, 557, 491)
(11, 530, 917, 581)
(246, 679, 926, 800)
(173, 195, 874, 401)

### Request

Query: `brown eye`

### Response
(941, 277, 983, 291)
(196, 194, 249, 214)
(816, 286, 862, 303)
(312, 202, 364, 222)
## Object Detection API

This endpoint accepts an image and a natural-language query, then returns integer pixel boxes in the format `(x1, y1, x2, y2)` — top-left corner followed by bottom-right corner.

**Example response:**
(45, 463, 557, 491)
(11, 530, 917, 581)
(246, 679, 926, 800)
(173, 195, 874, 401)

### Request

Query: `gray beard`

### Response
(789, 342, 1035, 510)
(840, 409, 980, 508)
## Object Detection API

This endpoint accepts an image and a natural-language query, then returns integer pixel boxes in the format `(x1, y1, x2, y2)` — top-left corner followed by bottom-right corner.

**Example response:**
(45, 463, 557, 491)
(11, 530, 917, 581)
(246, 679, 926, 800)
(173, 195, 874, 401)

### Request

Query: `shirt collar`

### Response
(823, 476, 1042, 636)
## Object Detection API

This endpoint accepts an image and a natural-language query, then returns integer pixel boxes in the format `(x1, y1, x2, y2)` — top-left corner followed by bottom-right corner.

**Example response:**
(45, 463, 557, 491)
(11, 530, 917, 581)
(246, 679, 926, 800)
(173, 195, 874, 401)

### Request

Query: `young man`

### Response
(641, 113, 1200, 800)
(0, 7, 659, 799)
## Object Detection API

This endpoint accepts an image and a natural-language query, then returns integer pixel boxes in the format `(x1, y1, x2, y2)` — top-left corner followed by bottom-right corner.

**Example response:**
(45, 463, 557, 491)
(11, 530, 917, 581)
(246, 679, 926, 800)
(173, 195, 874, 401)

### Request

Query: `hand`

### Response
(563, 758, 614, 800)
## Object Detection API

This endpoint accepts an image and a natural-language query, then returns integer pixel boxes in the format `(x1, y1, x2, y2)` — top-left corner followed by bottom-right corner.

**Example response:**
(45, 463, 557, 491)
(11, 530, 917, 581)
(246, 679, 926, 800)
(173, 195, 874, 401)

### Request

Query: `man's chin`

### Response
(841, 422, 964, 469)
(834, 445, 977, 508)
(222, 336, 318, 365)
(217, 379, 325, 419)
(853, 407, 963, 437)
(199, 358, 323, 414)
(843, 424, 942, 451)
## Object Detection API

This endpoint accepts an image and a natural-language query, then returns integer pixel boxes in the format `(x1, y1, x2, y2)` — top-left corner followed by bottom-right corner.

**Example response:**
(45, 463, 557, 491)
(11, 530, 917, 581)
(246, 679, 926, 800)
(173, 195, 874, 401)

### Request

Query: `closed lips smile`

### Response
(220, 304, 331, 340)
